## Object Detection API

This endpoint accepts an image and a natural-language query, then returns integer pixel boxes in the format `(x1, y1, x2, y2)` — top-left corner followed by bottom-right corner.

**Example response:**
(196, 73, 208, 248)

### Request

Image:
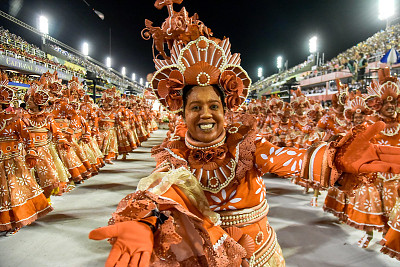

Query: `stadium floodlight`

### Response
(277, 56, 283, 69)
(122, 67, 126, 76)
(139, 78, 143, 85)
(38, 16, 48, 34)
(379, 0, 395, 20)
(82, 42, 89, 56)
(106, 57, 112, 68)
(132, 73, 136, 81)
(257, 67, 263, 78)
(309, 36, 317, 54)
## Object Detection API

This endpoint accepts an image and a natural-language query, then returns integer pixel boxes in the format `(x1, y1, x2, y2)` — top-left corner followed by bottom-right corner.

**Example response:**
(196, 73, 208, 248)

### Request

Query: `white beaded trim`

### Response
(213, 233, 228, 251)
(219, 200, 269, 226)
(164, 147, 188, 163)
(196, 72, 211, 86)
(185, 136, 226, 150)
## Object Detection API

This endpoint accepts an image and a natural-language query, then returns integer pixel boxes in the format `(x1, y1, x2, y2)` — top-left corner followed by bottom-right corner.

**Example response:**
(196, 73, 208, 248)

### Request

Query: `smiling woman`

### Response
(88, 1, 400, 267)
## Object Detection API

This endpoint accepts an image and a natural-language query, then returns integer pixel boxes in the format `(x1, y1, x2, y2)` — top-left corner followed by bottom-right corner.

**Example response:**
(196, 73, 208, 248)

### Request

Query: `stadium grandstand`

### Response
(251, 23, 400, 103)
(0, 10, 144, 100)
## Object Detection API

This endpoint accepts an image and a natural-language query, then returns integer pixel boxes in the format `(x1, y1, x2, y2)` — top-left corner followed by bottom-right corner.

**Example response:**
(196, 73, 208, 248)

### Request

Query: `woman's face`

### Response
(353, 113, 365, 125)
(184, 85, 225, 143)
(381, 99, 397, 118)
(26, 96, 38, 110)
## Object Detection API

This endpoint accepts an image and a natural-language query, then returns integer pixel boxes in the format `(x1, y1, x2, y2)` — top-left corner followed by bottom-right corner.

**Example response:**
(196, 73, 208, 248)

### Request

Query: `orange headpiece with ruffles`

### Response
(26, 79, 50, 106)
(0, 72, 15, 104)
(144, 0, 251, 113)
(291, 88, 309, 109)
(344, 96, 373, 120)
(267, 94, 283, 112)
(366, 67, 400, 111)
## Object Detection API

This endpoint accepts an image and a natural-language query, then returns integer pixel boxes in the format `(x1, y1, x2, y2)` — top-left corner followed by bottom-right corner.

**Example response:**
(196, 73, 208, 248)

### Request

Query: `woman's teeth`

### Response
(199, 124, 214, 130)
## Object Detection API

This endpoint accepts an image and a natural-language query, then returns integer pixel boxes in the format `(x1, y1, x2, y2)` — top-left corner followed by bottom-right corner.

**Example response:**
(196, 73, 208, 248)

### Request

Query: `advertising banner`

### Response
(0, 53, 81, 81)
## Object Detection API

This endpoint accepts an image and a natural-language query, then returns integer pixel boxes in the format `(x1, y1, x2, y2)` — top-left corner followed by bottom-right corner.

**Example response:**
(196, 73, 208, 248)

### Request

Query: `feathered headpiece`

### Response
(145, 0, 251, 113)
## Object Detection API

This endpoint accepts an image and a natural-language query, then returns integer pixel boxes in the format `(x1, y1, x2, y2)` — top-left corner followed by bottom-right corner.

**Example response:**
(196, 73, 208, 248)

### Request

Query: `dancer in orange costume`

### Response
(97, 88, 119, 164)
(115, 95, 136, 160)
(89, 2, 400, 266)
(66, 77, 94, 177)
(0, 72, 52, 232)
(290, 89, 311, 148)
(24, 80, 72, 198)
(80, 95, 105, 171)
(316, 79, 350, 141)
(45, 72, 90, 183)
(364, 68, 400, 258)
(322, 95, 383, 248)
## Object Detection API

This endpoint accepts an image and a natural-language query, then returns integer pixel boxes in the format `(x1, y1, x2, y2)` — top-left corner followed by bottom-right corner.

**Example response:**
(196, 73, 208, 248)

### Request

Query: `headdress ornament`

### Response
(344, 96, 372, 120)
(26, 79, 50, 106)
(0, 72, 15, 104)
(267, 94, 283, 112)
(290, 87, 309, 109)
(332, 79, 349, 107)
(145, 0, 251, 113)
(366, 67, 400, 111)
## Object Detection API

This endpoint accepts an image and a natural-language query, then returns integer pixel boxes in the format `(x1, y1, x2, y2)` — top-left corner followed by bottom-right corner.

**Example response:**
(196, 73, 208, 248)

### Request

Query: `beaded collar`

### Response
(185, 130, 226, 150)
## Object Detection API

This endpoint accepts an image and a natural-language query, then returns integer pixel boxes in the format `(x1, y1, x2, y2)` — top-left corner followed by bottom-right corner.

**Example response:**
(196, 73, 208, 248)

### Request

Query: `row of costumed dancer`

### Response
(88, 1, 400, 266)
(0, 70, 158, 233)
(239, 69, 400, 260)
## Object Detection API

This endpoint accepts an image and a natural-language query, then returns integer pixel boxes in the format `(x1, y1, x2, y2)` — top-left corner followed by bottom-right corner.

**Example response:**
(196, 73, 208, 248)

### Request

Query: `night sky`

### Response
(0, 0, 394, 81)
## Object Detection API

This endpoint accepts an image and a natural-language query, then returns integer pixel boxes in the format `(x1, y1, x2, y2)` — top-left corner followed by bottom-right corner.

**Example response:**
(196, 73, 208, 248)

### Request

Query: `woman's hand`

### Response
(89, 221, 153, 267)
(336, 121, 400, 174)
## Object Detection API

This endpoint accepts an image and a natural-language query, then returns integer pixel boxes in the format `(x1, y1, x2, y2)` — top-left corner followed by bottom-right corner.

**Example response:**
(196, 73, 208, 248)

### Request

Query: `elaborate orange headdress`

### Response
(0, 72, 15, 104)
(267, 94, 283, 112)
(277, 102, 293, 119)
(290, 87, 309, 109)
(26, 79, 50, 106)
(307, 103, 324, 120)
(344, 96, 373, 120)
(365, 68, 400, 111)
(41, 70, 63, 97)
(145, 0, 251, 113)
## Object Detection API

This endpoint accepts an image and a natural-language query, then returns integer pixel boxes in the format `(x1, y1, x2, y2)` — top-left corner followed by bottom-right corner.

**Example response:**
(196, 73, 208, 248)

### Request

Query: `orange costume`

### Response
(98, 88, 119, 163)
(89, 2, 400, 266)
(46, 75, 90, 182)
(0, 73, 52, 231)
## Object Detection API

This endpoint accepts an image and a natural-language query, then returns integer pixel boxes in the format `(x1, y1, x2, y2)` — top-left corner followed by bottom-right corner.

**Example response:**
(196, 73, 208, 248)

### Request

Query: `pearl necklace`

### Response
(381, 123, 400, 136)
(185, 136, 226, 150)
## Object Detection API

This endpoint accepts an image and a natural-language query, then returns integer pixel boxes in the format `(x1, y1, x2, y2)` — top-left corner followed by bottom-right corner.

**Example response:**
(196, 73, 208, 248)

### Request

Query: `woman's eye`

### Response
(210, 104, 219, 110)
(191, 106, 200, 111)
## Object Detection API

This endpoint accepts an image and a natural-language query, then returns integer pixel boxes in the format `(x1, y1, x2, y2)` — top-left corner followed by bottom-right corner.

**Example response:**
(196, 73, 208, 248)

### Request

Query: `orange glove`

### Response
(25, 157, 37, 169)
(89, 221, 153, 267)
(337, 121, 400, 174)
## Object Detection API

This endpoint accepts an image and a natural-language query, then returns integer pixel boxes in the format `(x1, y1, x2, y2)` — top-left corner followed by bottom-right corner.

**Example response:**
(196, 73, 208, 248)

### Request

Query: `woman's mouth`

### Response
(198, 123, 215, 131)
